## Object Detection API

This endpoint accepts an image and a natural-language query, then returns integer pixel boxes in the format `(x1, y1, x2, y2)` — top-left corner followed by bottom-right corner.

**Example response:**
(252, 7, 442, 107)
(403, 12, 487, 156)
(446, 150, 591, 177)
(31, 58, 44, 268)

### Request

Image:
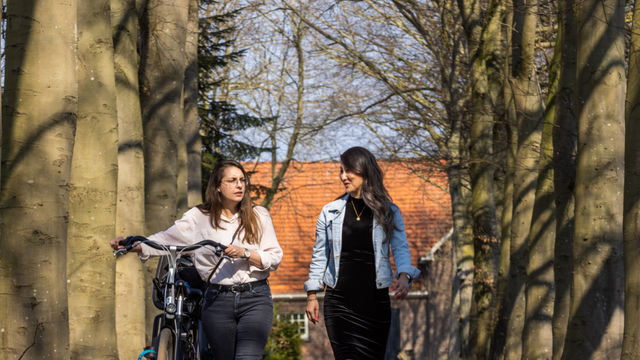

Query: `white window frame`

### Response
(277, 312, 309, 341)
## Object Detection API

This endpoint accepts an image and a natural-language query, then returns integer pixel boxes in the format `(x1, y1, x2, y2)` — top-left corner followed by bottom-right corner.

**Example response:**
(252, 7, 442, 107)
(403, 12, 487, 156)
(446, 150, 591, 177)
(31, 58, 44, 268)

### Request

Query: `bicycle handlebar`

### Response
(113, 236, 227, 257)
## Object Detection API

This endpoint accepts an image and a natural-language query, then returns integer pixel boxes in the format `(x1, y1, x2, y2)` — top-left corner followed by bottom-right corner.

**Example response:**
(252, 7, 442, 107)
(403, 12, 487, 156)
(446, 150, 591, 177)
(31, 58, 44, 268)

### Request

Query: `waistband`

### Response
(208, 279, 268, 293)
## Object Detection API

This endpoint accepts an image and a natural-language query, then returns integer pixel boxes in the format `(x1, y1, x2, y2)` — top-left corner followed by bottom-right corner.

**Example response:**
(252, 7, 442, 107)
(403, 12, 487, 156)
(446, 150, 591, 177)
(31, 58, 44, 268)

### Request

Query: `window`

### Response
(289, 312, 309, 341)
(277, 312, 309, 341)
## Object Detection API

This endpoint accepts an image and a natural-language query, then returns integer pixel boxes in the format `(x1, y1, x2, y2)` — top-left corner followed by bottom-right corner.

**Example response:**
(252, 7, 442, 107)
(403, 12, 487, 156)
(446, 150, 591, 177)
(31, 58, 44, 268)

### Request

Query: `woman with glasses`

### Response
(111, 160, 282, 359)
(304, 147, 420, 360)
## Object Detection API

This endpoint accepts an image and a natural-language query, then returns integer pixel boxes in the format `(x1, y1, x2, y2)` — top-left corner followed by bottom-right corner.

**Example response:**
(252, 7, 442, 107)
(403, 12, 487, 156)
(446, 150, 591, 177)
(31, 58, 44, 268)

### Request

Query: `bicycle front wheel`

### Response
(156, 328, 175, 360)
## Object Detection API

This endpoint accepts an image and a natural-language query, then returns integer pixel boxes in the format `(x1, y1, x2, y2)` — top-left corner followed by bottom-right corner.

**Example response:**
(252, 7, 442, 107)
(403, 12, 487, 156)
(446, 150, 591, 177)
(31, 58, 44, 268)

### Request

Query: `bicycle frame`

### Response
(115, 237, 226, 360)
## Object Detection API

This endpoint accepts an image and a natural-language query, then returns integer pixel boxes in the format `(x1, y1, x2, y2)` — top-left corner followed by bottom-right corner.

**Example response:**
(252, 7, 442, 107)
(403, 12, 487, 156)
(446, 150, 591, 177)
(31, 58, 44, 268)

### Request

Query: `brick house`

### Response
(247, 160, 452, 359)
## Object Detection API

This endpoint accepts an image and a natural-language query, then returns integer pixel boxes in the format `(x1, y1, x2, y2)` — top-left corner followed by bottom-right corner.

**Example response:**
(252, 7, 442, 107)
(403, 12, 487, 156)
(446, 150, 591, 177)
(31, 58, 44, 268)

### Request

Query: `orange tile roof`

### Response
(246, 160, 452, 294)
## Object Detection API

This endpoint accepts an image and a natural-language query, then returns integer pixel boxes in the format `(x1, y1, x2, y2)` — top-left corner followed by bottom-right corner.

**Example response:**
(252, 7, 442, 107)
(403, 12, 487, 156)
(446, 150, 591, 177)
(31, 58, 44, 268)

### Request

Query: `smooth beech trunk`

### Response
(552, 2, 576, 359)
(564, 0, 626, 358)
(522, 23, 559, 359)
(67, 0, 119, 357)
(622, 1, 640, 358)
(112, 0, 147, 357)
(504, 1, 543, 359)
(139, 0, 190, 342)
(0, 0, 77, 358)
(457, 0, 504, 357)
(185, 0, 202, 207)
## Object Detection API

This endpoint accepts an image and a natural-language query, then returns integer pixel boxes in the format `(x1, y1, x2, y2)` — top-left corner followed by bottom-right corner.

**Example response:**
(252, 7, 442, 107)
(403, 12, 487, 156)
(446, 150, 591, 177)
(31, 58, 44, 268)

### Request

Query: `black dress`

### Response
(323, 196, 391, 360)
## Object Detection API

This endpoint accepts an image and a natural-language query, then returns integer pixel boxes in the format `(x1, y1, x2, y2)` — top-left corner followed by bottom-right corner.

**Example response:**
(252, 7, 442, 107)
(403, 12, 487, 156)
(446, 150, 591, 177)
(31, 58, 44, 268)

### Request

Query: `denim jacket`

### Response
(304, 195, 421, 292)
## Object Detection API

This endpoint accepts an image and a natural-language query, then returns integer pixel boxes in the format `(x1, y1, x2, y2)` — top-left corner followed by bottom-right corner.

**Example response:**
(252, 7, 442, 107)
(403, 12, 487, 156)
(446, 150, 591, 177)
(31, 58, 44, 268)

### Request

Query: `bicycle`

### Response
(114, 236, 227, 360)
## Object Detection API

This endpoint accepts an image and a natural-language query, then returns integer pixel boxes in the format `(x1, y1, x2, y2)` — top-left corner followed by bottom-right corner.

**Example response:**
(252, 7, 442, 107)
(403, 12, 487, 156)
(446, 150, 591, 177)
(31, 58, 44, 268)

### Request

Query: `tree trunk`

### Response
(177, 108, 188, 216)
(67, 0, 119, 357)
(564, 0, 626, 358)
(552, 2, 576, 359)
(490, 4, 515, 358)
(0, 0, 77, 358)
(139, 0, 190, 342)
(491, 81, 516, 360)
(504, 1, 543, 359)
(457, 0, 504, 357)
(622, 1, 640, 358)
(522, 22, 559, 359)
(184, 0, 202, 207)
(139, 0, 189, 233)
(447, 114, 474, 360)
(112, 0, 147, 357)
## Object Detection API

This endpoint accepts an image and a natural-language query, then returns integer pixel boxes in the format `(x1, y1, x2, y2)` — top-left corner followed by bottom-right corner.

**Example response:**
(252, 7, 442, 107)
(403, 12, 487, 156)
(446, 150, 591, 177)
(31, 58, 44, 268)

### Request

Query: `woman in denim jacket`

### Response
(304, 147, 421, 360)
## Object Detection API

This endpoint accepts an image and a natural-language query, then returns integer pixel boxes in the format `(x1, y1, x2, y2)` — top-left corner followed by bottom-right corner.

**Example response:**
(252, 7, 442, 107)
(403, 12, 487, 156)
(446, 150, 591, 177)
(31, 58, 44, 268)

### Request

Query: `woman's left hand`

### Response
(391, 275, 410, 300)
(224, 245, 247, 259)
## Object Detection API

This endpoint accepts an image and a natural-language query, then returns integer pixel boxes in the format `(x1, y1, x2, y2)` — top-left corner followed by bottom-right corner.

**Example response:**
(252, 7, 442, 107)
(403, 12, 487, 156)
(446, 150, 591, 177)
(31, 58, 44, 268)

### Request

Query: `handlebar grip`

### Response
(121, 236, 146, 250)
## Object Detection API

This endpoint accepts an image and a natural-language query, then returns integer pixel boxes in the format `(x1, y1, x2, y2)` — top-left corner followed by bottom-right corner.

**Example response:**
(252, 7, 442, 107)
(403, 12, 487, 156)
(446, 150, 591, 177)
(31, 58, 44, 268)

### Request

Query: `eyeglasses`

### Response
(221, 177, 247, 186)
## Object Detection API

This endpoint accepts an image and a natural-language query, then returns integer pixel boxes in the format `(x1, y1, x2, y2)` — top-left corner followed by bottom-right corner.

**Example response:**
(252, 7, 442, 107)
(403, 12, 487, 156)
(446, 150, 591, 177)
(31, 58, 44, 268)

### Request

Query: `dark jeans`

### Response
(200, 281, 273, 359)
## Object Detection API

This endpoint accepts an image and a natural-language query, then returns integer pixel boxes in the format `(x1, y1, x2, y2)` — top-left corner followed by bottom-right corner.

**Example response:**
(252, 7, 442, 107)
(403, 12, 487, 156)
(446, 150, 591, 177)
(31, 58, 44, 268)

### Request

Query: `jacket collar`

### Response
(325, 194, 349, 220)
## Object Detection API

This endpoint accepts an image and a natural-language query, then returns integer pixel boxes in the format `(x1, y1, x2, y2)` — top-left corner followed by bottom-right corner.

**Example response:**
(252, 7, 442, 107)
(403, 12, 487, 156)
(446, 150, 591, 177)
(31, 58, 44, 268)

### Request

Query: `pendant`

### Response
(356, 217, 360, 221)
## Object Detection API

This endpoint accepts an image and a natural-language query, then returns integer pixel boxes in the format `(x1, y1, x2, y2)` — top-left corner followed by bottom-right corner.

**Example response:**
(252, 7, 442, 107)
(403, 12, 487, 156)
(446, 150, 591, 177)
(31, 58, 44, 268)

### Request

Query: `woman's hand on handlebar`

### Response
(224, 244, 248, 259)
(110, 236, 142, 253)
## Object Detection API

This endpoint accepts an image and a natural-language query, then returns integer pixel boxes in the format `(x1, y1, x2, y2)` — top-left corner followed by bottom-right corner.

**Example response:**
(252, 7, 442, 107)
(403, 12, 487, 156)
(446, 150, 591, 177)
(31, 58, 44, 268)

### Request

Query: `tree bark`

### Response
(522, 20, 559, 359)
(564, 0, 626, 358)
(68, 0, 119, 357)
(184, 0, 202, 207)
(552, 2, 576, 359)
(112, 0, 147, 357)
(447, 113, 474, 360)
(504, 1, 543, 358)
(0, 0, 77, 358)
(457, 0, 504, 357)
(622, 0, 640, 358)
(490, 4, 515, 358)
(139, 0, 189, 233)
(138, 0, 190, 343)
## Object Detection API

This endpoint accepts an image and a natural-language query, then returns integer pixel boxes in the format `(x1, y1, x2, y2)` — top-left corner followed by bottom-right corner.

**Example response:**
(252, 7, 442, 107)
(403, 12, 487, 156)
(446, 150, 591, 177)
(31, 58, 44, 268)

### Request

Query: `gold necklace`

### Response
(351, 200, 365, 221)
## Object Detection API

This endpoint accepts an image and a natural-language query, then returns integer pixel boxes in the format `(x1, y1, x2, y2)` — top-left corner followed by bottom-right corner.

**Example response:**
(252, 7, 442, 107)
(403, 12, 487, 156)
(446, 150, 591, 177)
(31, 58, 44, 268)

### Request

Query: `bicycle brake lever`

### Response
(113, 248, 128, 257)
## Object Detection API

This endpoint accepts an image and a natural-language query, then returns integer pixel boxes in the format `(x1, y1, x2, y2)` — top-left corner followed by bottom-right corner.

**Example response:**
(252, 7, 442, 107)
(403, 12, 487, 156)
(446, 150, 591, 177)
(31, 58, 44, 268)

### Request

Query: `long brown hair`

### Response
(198, 160, 260, 244)
(340, 147, 395, 241)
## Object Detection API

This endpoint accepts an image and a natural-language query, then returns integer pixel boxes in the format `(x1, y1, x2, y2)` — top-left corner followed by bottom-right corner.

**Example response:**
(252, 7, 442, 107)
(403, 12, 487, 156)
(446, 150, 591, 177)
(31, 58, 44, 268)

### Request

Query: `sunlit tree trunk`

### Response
(522, 22, 559, 359)
(490, 5, 514, 358)
(622, 1, 640, 358)
(0, 0, 77, 358)
(492, 84, 515, 360)
(447, 112, 474, 360)
(564, 0, 626, 358)
(552, 2, 576, 359)
(177, 110, 188, 216)
(139, 0, 189, 340)
(112, 0, 147, 357)
(504, 1, 543, 358)
(185, 0, 202, 207)
(67, 0, 119, 357)
(457, 0, 504, 357)
(139, 0, 189, 232)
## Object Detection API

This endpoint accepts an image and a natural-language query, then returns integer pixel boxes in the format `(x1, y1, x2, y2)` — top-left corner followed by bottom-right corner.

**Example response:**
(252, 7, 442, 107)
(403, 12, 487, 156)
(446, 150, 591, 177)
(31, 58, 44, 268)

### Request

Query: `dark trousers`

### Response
(200, 282, 273, 359)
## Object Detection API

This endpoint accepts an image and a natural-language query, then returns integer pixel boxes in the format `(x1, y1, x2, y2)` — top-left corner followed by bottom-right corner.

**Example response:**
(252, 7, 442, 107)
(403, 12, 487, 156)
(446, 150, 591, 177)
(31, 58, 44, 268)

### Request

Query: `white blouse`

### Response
(139, 206, 283, 285)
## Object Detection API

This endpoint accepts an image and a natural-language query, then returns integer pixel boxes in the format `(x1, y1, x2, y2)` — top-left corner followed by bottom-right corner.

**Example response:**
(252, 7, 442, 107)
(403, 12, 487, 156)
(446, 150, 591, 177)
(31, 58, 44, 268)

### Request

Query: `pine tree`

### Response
(198, 2, 270, 187)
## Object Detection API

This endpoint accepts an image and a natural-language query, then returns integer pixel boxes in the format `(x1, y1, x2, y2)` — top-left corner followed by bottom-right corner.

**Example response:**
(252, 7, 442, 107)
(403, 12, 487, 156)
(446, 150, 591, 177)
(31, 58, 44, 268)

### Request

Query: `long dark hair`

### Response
(198, 160, 260, 244)
(340, 147, 395, 240)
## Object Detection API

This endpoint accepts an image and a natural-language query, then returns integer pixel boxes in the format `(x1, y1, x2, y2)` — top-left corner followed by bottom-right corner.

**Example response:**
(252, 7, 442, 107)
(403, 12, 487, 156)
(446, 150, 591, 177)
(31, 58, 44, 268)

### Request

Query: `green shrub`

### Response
(263, 303, 303, 360)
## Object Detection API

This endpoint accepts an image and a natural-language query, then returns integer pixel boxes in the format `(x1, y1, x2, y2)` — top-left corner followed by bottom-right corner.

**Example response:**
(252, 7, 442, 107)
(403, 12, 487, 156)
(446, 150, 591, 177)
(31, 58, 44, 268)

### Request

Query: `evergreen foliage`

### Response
(198, 1, 271, 187)
(263, 304, 304, 360)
